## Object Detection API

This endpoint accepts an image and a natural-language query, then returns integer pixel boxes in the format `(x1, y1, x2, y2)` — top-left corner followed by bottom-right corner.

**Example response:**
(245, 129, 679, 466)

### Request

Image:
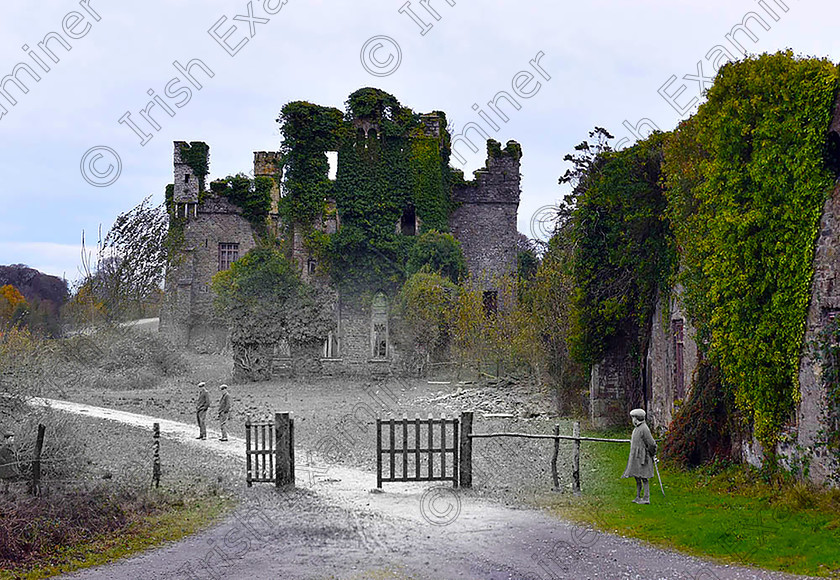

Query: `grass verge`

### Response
(0, 492, 233, 580)
(541, 427, 840, 578)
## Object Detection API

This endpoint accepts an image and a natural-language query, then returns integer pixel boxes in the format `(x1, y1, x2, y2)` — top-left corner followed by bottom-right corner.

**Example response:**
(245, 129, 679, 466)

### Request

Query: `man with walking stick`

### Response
(621, 408, 659, 504)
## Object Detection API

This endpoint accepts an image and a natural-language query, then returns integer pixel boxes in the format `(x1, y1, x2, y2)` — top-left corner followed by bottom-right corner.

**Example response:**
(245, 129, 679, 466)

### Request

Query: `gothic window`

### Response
(307, 259, 317, 275)
(371, 292, 389, 359)
(672, 319, 685, 400)
(218, 243, 239, 271)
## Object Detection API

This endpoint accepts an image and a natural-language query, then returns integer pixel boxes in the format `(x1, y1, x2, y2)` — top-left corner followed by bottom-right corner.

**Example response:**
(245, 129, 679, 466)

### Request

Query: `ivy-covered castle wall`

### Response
(798, 155, 840, 485)
(159, 89, 523, 377)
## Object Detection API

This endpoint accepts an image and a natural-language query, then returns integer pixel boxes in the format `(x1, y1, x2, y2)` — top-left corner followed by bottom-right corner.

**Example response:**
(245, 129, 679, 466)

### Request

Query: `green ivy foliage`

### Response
(209, 174, 272, 234)
(277, 101, 343, 227)
(569, 131, 676, 369)
(275, 90, 456, 295)
(405, 230, 467, 283)
(178, 142, 209, 193)
(663, 51, 840, 446)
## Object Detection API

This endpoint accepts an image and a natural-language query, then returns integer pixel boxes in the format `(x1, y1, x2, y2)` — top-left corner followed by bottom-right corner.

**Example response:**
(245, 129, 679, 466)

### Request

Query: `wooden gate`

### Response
(245, 413, 295, 488)
(376, 415, 459, 488)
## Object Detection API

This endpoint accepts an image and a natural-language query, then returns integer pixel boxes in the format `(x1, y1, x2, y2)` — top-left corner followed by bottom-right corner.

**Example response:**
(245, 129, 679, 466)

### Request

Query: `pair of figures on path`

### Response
(622, 408, 658, 504)
(196, 382, 231, 441)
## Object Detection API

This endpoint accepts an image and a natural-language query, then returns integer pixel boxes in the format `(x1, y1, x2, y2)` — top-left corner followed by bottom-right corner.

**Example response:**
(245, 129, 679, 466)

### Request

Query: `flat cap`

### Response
(629, 408, 646, 420)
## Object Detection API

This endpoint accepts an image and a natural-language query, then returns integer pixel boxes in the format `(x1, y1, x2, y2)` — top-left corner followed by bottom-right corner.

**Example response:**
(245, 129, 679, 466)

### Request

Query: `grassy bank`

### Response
(542, 427, 840, 578)
(0, 493, 231, 580)
(0, 410, 241, 579)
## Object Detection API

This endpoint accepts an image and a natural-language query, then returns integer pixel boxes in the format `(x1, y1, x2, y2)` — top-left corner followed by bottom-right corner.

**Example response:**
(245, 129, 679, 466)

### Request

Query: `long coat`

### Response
(622, 421, 657, 479)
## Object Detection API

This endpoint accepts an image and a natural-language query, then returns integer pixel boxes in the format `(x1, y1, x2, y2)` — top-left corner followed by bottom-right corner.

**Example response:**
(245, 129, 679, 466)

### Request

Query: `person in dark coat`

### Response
(217, 384, 230, 441)
(0, 430, 17, 493)
(622, 408, 657, 504)
(196, 382, 210, 440)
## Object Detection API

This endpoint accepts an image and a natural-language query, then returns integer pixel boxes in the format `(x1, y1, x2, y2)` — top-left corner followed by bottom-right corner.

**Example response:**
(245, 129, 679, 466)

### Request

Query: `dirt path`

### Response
(32, 397, 818, 580)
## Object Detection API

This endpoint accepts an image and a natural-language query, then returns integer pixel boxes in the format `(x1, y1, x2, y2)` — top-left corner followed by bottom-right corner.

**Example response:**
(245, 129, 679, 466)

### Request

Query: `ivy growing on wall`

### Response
(277, 101, 343, 228)
(568, 131, 676, 370)
(178, 141, 209, 194)
(209, 173, 272, 234)
(662, 51, 840, 447)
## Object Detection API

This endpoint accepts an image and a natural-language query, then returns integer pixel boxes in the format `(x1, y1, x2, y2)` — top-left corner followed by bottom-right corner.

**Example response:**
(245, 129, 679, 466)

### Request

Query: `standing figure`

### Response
(622, 408, 657, 504)
(217, 384, 230, 441)
(196, 382, 209, 440)
(0, 430, 17, 494)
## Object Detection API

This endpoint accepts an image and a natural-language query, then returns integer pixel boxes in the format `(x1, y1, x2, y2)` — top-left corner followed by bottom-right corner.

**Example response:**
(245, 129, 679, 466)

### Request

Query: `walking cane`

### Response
(654, 457, 665, 496)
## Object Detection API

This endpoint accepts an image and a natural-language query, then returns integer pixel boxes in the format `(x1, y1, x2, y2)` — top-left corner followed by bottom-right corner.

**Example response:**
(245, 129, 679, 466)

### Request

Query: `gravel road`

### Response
(31, 397, 821, 580)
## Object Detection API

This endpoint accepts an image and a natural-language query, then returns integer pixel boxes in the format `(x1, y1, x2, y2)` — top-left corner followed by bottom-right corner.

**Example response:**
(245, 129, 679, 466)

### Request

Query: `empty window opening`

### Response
(483, 291, 498, 315)
(400, 206, 417, 236)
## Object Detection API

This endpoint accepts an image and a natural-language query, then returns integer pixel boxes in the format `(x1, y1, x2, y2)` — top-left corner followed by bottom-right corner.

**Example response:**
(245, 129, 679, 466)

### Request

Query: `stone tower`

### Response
(449, 139, 522, 288)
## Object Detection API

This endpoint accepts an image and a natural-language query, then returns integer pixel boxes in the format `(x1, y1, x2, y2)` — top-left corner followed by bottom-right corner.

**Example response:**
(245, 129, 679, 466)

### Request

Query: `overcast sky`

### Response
(1, 0, 837, 283)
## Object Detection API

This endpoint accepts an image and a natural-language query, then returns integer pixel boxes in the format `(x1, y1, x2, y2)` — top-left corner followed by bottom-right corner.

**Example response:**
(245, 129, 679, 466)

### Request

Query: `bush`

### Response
(405, 230, 467, 283)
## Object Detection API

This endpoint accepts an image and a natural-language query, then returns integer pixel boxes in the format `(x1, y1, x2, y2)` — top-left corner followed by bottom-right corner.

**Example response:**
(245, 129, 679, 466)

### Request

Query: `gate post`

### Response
(459, 411, 473, 489)
(276, 412, 294, 488)
(245, 416, 252, 487)
(573, 421, 581, 494)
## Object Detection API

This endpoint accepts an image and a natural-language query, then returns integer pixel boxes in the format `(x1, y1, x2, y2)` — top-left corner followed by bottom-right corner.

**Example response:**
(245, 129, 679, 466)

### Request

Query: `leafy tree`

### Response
(395, 269, 458, 363)
(0, 284, 28, 330)
(77, 196, 168, 323)
(405, 230, 467, 283)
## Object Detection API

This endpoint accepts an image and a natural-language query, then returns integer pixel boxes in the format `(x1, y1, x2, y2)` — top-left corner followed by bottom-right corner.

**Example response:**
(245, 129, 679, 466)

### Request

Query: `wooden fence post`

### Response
(376, 418, 383, 488)
(551, 424, 560, 491)
(275, 413, 293, 488)
(459, 411, 473, 489)
(245, 416, 252, 488)
(30, 424, 45, 496)
(152, 422, 160, 489)
(573, 421, 581, 494)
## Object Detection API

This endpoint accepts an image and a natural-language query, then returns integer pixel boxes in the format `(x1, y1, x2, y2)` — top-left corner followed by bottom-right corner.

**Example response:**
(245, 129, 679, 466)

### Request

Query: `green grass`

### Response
(0, 494, 233, 580)
(542, 427, 840, 578)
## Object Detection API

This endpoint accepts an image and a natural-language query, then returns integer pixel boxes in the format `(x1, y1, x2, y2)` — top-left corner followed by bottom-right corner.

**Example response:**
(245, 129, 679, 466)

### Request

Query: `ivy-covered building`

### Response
(584, 53, 840, 485)
(159, 88, 522, 377)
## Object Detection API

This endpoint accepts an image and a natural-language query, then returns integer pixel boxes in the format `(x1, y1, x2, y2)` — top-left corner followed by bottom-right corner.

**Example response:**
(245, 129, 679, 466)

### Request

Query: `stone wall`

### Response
(589, 344, 638, 428)
(159, 194, 257, 352)
(450, 142, 520, 288)
(646, 289, 700, 432)
(797, 178, 840, 485)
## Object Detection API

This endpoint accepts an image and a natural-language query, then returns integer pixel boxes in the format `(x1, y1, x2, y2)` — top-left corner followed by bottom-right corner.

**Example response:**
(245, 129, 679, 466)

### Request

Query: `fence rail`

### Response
(460, 413, 630, 493)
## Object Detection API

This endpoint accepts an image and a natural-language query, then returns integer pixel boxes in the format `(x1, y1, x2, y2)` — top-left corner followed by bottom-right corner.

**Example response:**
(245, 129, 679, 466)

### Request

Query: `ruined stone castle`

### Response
(159, 92, 522, 377)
